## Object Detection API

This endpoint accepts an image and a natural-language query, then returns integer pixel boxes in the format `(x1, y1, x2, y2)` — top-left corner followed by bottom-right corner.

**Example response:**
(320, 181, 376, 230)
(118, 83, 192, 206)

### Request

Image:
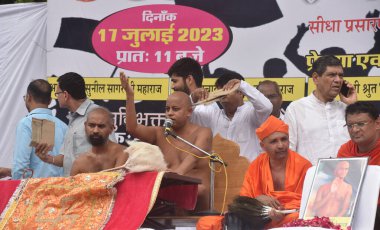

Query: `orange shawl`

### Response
(338, 139, 380, 165)
(240, 150, 312, 228)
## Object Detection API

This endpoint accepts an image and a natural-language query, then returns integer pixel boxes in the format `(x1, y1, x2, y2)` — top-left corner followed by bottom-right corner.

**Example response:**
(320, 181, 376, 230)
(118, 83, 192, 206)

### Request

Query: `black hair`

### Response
(311, 55, 343, 76)
(167, 57, 203, 87)
(215, 69, 245, 88)
(345, 101, 379, 121)
(57, 72, 86, 100)
(27, 79, 52, 105)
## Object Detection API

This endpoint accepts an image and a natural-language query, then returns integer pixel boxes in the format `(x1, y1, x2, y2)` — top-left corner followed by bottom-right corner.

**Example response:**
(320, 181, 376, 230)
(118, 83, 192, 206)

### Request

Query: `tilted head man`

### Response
(167, 57, 203, 94)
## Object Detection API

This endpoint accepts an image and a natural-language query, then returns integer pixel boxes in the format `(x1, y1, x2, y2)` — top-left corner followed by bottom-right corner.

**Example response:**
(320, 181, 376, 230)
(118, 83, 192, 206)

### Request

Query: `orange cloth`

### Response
(338, 138, 380, 205)
(0, 171, 124, 230)
(196, 216, 224, 230)
(338, 139, 380, 165)
(240, 150, 312, 228)
(256, 115, 289, 141)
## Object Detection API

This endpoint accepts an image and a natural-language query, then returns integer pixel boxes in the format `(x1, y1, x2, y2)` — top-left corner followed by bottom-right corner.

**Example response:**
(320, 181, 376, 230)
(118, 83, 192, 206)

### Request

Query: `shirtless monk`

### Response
(70, 107, 128, 175)
(120, 72, 212, 211)
(312, 161, 352, 217)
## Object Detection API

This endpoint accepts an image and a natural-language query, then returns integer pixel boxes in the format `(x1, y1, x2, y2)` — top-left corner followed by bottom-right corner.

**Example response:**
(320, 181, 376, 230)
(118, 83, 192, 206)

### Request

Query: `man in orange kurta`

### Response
(240, 115, 312, 228)
(337, 102, 380, 229)
(337, 102, 380, 165)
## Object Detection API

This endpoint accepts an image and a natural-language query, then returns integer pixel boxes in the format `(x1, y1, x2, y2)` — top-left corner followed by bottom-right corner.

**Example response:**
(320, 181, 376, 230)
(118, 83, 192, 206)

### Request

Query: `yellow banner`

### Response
(246, 78, 306, 101)
(48, 77, 170, 101)
(307, 76, 380, 101)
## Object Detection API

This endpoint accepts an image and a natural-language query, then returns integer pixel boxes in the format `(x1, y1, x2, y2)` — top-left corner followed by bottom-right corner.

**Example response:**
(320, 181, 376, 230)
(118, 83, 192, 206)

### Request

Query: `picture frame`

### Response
(303, 157, 368, 229)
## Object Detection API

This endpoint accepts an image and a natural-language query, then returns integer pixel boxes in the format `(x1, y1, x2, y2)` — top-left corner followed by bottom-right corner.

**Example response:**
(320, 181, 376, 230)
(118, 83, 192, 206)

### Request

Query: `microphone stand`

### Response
(165, 130, 226, 166)
(165, 129, 227, 216)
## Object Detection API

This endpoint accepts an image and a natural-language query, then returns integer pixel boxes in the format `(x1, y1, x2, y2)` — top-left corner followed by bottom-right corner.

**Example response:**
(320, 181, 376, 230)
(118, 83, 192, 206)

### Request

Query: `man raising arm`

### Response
(120, 72, 212, 211)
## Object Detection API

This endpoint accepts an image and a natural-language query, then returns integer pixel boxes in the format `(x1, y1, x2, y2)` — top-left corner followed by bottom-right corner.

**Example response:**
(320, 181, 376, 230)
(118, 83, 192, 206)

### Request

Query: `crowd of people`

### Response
(0, 55, 379, 229)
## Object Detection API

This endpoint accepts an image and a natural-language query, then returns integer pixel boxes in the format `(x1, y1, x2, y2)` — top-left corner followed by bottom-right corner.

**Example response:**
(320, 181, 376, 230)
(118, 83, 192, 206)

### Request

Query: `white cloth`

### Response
(284, 93, 350, 165)
(0, 3, 47, 168)
(191, 81, 273, 161)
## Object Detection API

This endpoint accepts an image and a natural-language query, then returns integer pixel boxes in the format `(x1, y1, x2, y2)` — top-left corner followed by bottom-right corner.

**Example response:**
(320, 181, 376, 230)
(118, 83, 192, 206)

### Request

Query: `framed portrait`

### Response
(303, 157, 368, 229)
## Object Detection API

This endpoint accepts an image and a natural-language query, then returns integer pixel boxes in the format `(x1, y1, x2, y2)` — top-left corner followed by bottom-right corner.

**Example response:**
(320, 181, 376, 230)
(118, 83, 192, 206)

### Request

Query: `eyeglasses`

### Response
(54, 91, 64, 97)
(344, 122, 370, 130)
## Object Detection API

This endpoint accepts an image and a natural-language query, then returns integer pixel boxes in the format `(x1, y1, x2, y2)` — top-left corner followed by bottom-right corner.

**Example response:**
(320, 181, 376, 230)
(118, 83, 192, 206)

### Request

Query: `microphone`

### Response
(164, 118, 173, 136)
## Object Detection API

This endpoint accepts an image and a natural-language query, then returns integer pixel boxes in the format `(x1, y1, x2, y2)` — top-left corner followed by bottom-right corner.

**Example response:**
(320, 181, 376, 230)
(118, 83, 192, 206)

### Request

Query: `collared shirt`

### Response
(12, 108, 67, 179)
(284, 93, 350, 165)
(191, 81, 273, 161)
(62, 99, 116, 176)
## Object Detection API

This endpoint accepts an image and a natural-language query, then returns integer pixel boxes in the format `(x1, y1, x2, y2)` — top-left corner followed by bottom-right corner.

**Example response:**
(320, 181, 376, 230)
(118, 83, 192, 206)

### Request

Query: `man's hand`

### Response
(190, 88, 209, 103)
(0, 167, 11, 179)
(256, 195, 283, 210)
(119, 72, 134, 96)
(35, 143, 53, 163)
(268, 208, 285, 222)
(339, 81, 357, 105)
(223, 79, 241, 91)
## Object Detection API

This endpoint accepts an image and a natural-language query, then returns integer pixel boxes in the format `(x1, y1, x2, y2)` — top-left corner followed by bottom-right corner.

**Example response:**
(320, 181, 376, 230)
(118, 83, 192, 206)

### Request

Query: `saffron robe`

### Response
(338, 139, 380, 166)
(240, 150, 312, 228)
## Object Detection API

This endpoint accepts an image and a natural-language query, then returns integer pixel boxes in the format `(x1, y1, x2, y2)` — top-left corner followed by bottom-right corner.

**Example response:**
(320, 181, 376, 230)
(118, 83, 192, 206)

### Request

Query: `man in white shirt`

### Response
(257, 80, 285, 120)
(191, 70, 273, 161)
(284, 55, 357, 165)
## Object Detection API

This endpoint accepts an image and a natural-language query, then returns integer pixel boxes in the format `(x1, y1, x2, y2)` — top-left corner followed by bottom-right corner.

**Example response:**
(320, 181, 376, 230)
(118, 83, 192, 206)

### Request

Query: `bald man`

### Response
(312, 161, 352, 217)
(70, 107, 128, 175)
(120, 73, 212, 211)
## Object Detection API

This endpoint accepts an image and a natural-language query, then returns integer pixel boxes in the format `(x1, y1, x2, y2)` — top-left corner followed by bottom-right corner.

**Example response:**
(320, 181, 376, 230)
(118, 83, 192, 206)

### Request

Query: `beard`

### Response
(182, 83, 190, 95)
(88, 134, 107, 146)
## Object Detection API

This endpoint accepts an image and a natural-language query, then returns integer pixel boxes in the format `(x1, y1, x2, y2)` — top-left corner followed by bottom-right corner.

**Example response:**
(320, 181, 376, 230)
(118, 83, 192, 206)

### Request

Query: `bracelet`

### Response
(52, 155, 55, 165)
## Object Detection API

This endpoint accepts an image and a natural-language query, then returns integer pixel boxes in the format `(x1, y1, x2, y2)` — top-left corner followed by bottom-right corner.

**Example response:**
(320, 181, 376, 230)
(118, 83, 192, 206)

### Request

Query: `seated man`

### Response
(337, 101, 380, 228)
(338, 101, 380, 165)
(240, 115, 312, 228)
(120, 72, 212, 211)
(70, 107, 128, 175)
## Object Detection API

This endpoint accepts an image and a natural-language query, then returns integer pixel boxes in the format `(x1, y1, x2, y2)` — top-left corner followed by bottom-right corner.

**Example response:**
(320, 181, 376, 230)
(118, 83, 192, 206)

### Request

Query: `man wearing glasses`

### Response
(0, 79, 67, 179)
(338, 101, 380, 229)
(36, 72, 115, 176)
(338, 101, 380, 166)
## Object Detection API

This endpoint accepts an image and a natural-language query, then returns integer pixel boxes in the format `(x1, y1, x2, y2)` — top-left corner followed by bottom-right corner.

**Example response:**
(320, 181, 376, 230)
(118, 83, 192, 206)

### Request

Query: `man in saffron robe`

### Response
(240, 115, 312, 228)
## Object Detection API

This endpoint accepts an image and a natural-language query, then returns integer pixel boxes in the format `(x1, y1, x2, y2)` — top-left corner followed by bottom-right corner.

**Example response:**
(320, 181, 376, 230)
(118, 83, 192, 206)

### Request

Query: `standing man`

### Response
(191, 70, 273, 161)
(284, 55, 357, 164)
(70, 107, 128, 175)
(257, 80, 285, 120)
(167, 57, 203, 95)
(120, 72, 212, 211)
(36, 72, 116, 176)
(12, 79, 67, 179)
